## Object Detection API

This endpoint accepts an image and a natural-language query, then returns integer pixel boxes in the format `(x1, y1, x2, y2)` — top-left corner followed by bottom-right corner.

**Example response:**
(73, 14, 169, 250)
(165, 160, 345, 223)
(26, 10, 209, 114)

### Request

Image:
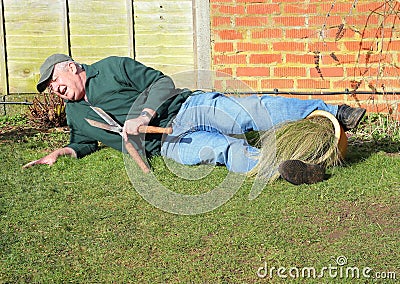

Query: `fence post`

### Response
(62, 0, 71, 56)
(0, 0, 10, 116)
(126, 0, 135, 58)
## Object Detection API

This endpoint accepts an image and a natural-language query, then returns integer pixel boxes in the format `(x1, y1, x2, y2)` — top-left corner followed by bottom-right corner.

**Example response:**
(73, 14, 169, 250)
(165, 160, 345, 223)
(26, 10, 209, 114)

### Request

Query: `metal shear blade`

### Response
(86, 106, 123, 135)
(85, 118, 122, 135)
(90, 106, 121, 128)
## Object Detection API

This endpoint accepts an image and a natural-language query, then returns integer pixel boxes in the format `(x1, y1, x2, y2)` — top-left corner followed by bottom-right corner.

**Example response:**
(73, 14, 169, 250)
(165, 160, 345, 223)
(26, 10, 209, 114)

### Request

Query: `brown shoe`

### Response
(278, 160, 325, 185)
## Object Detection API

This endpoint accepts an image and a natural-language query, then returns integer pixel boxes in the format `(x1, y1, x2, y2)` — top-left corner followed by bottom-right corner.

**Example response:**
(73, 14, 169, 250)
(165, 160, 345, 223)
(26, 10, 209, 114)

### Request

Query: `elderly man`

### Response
(24, 54, 365, 185)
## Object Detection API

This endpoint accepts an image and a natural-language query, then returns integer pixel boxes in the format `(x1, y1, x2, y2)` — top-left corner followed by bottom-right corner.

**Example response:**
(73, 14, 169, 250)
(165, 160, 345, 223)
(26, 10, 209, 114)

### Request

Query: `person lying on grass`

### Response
(23, 54, 366, 185)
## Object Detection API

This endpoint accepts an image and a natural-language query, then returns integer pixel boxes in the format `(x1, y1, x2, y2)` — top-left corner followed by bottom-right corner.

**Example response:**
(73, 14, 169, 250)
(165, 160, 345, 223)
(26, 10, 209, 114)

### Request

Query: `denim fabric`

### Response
(161, 92, 338, 173)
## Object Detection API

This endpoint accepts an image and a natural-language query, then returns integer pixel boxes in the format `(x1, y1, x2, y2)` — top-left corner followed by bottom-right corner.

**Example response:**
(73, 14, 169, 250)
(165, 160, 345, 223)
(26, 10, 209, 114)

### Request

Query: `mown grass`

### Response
(0, 114, 399, 283)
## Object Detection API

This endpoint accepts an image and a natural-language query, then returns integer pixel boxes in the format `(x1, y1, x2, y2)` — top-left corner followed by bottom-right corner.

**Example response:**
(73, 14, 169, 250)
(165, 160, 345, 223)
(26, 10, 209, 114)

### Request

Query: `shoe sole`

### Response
(278, 160, 325, 185)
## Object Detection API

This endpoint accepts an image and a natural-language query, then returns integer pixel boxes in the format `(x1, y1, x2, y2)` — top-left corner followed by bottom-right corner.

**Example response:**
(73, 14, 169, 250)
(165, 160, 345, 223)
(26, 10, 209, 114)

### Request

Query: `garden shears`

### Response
(86, 106, 172, 173)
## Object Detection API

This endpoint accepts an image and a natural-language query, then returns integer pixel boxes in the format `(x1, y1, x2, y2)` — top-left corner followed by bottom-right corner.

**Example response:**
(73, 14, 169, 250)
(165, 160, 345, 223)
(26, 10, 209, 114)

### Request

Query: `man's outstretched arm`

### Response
(22, 147, 77, 168)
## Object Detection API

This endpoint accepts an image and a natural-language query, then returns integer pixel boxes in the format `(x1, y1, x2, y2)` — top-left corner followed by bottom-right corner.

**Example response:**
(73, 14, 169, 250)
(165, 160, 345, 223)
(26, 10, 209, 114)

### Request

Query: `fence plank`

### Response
(4, 0, 69, 94)
(68, 0, 130, 63)
(133, 0, 194, 75)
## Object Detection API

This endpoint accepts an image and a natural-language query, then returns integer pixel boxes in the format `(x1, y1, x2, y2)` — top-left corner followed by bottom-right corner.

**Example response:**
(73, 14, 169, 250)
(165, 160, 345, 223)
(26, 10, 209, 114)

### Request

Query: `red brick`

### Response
(273, 16, 305, 27)
(261, 79, 294, 89)
(212, 4, 245, 15)
(333, 79, 366, 91)
(237, 67, 270, 77)
(321, 53, 355, 65)
(308, 16, 342, 27)
(297, 79, 330, 89)
(358, 53, 395, 65)
(284, 4, 317, 14)
(247, 4, 280, 15)
(274, 67, 307, 77)
(362, 28, 394, 39)
(308, 42, 340, 52)
(236, 17, 269, 27)
(382, 80, 400, 90)
(237, 0, 273, 2)
(286, 28, 316, 39)
(347, 94, 373, 104)
(237, 42, 269, 52)
(365, 103, 392, 114)
(218, 79, 256, 91)
(271, 0, 298, 2)
(216, 30, 243, 40)
(382, 66, 400, 77)
(215, 71, 234, 79)
(320, 3, 353, 14)
(357, 2, 386, 13)
(343, 41, 374, 52)
(346, 15, 376, 26)
(286, 54, 315, 64)
(355, 66, 380, 78)
(213, 80, 224, 90)
(387, 40, 400, 51)
(230, 79, 258, 90)
(310, 67, 344, 77)
(251, 29, 283, 39)
(214, 54, 247, 64)
(213, 17, 232, 27)
(249, 54, 282, 64)
(333, 27, 356, 39)
(215, 68, 233, 76)
(210, 0, 233, 3)
(273, 42, 305, 52)
(214, 42, 234, 52)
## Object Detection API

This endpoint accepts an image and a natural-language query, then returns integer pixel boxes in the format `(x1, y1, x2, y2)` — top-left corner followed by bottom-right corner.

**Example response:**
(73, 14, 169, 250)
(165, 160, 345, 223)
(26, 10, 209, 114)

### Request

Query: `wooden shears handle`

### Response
(125, 141, 150, 174)
(126, 126, 172, 173)
(138, 126, 172, 134)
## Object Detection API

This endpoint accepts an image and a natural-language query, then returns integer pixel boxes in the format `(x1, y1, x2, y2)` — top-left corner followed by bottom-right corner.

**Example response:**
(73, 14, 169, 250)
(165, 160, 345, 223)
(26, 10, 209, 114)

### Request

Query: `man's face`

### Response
(48, 62, 85, 101)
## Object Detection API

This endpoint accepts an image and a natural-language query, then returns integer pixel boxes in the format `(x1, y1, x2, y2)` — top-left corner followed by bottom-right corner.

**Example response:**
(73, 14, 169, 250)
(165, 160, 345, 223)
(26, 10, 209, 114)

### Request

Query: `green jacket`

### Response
(66, 56, 193, 158)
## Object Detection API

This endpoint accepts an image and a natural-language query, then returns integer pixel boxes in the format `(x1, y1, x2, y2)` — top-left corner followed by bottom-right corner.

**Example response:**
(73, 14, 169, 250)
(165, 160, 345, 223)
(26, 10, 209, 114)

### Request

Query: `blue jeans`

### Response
(160, 92, 338, 173)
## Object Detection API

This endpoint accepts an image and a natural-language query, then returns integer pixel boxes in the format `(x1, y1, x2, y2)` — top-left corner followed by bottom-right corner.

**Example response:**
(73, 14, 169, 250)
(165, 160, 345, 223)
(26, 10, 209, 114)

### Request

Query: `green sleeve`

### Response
(142, 76, 178, 115)
(67, 126, 99, 159)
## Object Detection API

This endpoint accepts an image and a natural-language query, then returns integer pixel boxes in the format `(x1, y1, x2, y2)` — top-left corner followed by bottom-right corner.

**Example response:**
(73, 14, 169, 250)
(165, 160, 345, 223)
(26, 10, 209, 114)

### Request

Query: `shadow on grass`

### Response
(0, 126, 42, 144)
(346, 138, 400, 165)
(0, 125, 70, 149)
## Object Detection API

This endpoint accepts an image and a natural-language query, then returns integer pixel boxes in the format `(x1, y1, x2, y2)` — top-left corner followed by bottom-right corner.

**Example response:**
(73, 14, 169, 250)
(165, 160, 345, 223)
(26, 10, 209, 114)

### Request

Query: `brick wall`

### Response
(210, 0, 400, 117)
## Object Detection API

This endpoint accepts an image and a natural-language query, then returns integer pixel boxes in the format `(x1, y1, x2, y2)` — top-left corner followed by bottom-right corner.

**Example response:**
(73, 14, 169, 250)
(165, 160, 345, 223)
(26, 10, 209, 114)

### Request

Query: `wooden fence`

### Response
(0, 0, 207, 115)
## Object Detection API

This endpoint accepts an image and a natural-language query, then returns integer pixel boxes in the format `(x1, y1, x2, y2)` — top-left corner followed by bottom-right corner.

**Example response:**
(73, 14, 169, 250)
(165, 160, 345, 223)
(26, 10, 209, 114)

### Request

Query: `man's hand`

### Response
(22, 147, 77, 168)
(122, 109, 155, 141)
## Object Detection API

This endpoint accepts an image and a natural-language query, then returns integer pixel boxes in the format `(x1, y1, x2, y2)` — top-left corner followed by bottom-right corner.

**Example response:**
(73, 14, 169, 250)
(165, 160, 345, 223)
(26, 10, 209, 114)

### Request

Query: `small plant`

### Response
(28, 92, 66, 128)
(351, 112, 400, 143)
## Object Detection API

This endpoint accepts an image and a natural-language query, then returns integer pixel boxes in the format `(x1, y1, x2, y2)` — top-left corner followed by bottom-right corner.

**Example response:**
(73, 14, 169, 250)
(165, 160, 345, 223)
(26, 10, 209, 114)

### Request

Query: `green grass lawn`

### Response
(1, 116, 399, 283)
